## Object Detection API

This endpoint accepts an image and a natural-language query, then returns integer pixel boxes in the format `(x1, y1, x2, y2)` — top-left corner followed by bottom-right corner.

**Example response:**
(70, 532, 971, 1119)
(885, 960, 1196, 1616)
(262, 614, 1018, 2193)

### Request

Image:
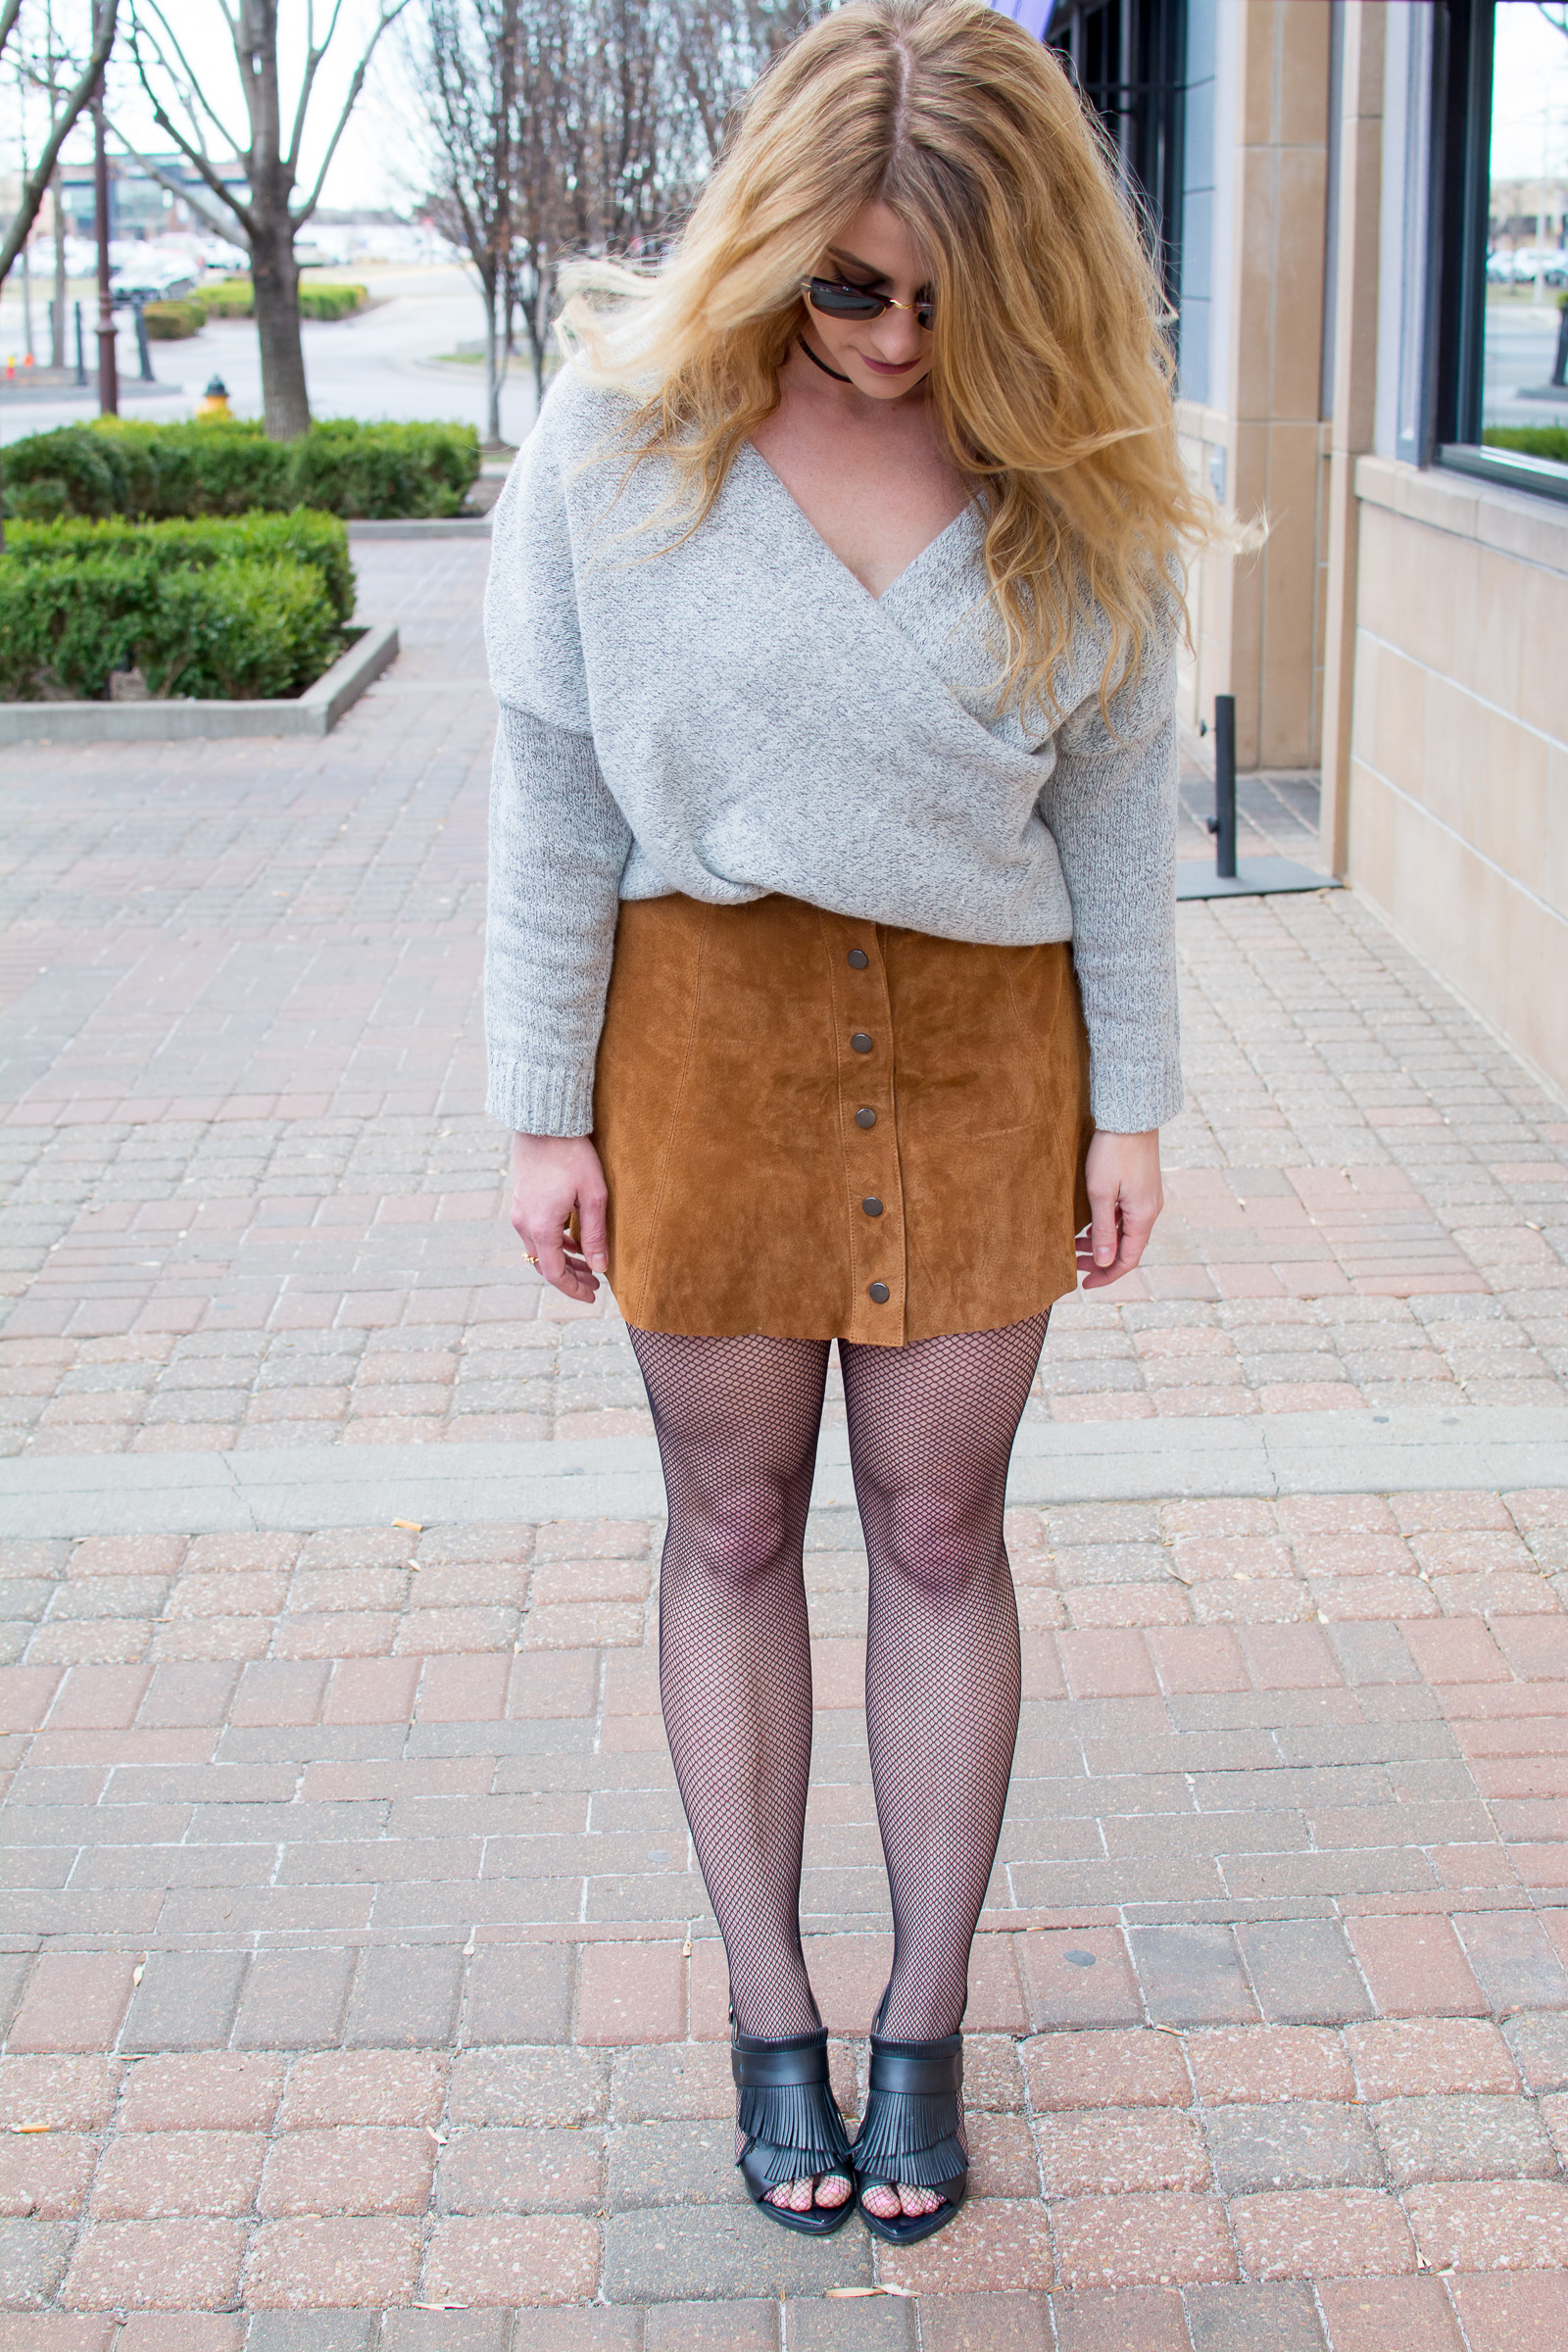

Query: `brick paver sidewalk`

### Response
(1, 536, 1566, 2350)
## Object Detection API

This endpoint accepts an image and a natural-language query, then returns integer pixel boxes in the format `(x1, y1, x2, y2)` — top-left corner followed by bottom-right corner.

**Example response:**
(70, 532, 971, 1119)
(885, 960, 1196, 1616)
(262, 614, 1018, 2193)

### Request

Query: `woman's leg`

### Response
(627, 1326, 849, 2212)
(840, 1311, 1047, 2215)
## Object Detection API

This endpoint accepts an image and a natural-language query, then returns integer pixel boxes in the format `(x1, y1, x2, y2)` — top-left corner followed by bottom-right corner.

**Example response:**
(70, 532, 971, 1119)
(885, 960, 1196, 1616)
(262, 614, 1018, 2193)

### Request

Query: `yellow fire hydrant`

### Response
(196, 375, 231, 420)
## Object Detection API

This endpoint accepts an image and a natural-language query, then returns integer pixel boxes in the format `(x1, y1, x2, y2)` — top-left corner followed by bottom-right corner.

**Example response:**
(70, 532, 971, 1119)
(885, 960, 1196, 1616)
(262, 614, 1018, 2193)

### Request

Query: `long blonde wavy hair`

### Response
(559, 0, 1211, 722)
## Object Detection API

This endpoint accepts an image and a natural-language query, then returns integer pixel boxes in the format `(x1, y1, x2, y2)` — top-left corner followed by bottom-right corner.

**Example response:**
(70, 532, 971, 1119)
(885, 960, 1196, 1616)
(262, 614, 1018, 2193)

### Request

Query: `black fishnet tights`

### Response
(628, 1316, 1043, 2049)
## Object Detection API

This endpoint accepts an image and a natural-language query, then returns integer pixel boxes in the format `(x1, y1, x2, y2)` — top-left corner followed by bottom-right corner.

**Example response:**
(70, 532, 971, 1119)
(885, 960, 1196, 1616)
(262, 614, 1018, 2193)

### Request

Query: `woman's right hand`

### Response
(510, 1133, 610, 1303)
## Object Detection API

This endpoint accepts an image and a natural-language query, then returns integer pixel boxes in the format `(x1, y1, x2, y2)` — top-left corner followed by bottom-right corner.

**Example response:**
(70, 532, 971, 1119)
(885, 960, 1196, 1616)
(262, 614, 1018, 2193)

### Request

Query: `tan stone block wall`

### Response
(1348, 456, 1568, 1096)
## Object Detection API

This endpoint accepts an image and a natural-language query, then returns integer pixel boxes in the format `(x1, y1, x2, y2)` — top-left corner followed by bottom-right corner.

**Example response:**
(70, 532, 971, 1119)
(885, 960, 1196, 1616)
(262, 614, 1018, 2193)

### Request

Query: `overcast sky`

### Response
(6, 0, 420, 214)
(1493, 2, 1568, 182)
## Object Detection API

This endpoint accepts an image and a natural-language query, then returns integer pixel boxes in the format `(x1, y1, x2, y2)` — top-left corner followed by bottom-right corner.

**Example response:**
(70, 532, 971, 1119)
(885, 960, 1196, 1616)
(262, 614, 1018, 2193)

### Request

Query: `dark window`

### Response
(1431, 0, 1568, 501)
(1046, 0, 1188, 315)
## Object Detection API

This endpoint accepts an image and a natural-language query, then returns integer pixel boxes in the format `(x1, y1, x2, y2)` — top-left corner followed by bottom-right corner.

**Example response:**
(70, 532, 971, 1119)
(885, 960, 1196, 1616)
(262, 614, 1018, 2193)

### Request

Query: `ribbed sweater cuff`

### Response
(1090, 1056, 1185, 1135)
(486, 1056, 597, 1138)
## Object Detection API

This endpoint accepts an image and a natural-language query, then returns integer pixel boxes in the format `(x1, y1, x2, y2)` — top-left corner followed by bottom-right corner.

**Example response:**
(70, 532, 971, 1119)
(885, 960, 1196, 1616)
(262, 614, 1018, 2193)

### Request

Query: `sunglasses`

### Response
(802, 275, 935, 331)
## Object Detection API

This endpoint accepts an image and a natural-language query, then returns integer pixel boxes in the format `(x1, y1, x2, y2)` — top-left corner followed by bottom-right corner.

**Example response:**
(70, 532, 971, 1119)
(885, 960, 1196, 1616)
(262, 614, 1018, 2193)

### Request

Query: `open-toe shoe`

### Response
(732, 2024, 855, 2236)
(852, 2020, 968, 2246)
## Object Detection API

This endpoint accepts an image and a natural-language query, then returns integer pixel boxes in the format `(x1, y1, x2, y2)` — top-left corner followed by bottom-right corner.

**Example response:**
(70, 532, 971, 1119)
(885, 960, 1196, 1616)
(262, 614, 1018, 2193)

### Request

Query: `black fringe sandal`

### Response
(852, 2012, 969, 2247)
(732, 2024, 856, 2237)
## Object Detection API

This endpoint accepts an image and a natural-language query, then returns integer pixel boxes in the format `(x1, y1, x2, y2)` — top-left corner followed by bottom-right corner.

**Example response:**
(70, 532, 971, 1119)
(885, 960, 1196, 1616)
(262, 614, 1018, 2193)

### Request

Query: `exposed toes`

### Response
(816, 2171, 853, 2207)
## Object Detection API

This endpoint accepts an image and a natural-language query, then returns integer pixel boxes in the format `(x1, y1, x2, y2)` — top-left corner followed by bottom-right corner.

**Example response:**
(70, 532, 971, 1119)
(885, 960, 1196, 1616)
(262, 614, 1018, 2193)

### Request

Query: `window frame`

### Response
(1429, 0, 1568, 506)
(1046, 0, 1188, 319)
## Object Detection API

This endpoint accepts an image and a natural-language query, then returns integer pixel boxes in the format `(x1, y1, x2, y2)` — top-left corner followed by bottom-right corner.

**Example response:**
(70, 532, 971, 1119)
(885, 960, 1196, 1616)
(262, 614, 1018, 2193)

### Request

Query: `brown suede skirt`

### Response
(593, 892, 1093, 1348)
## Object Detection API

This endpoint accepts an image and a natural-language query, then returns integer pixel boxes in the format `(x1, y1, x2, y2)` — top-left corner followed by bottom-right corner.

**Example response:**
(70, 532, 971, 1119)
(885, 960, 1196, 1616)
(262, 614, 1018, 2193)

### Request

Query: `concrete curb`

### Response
(0, 620, 399, 744)
(4, 1403, 1564, 1539)
(346, 516, 492, 538)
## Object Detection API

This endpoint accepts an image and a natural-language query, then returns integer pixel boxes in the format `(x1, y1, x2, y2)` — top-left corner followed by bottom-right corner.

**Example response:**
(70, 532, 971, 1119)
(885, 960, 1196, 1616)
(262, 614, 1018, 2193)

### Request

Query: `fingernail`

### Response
(590, 1254, 608, 1273)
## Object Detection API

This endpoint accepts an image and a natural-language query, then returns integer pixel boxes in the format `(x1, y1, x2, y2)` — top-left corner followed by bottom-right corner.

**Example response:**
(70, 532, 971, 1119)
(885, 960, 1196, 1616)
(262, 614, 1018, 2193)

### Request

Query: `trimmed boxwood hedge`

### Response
(2, 416, 480, 521)
(3, 512, 356, 626)
(200, 277, 369, 321)
(0, 552, 339, 703)
(143, 298, 209, 340)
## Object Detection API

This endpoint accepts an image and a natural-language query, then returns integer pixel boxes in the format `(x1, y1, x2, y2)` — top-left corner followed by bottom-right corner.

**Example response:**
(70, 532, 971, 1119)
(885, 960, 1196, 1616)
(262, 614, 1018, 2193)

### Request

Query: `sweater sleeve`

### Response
(482, 368, 633, 1136)
(484, 709, 632, 1136)
(1037, 626, 1183, 1133)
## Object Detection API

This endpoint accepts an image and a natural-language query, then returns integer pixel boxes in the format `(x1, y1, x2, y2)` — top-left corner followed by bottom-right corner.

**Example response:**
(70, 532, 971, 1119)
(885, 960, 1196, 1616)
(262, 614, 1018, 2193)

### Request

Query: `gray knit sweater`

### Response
(484, 364, 1182, 1137)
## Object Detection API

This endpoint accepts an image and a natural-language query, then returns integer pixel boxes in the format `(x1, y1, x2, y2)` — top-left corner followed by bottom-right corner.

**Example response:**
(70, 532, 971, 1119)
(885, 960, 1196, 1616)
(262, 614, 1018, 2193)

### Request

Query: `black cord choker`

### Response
(798, 335, 852, 384)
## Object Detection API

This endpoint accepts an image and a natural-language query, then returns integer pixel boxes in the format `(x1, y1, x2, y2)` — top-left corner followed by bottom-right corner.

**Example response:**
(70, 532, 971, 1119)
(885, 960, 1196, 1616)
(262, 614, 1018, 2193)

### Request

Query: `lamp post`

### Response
(91, 8, 117, 416)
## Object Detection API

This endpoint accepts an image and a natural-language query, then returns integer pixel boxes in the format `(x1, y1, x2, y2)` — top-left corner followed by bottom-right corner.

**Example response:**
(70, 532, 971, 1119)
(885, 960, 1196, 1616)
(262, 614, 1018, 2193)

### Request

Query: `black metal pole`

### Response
(74, 300, 87, 386)
(1213, 693, 1238, 880)
(92, 67, 118, 416)
(132, 294, 155, 383)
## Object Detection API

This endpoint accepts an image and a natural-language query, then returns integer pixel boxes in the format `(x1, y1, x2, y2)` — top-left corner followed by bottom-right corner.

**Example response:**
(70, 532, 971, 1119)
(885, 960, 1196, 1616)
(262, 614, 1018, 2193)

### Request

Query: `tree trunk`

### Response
(481, 260, 503, 446)
(251, 218, 310, 440)
(51, 176, 67, 371)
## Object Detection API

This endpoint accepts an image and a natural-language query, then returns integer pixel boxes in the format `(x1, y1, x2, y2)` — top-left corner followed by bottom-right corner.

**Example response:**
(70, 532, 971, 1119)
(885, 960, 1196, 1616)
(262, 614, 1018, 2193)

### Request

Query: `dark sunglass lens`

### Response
(914, 301, 934, 330)
(809, 278, 883, 318)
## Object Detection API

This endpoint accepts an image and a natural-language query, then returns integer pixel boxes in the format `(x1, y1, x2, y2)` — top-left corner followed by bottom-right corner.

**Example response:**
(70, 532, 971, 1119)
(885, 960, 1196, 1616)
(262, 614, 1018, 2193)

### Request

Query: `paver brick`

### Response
(1404, 2179, 1568, 2270)
(1454, 1908, 1568, 2010)
(121, 1952, 247, 2053)
(461, 1942, 573, 2044)
(440, 2125, 604, 2213)
(1345, 1917, 1486, 2018)
(1021, 2029, 1190, 2111)
(1443, 2272, 1568, 2349)
(1048, 2286, 1187, 2352)
(4, 1956, 137, 2054)
(1183, 2280, 1327, 2351)
(343, 1945, 463, 2048)
(577, 1940, 684, 2045)
(1503, 2011, 1568, 2091)
(1186, 2028, 1353, 2106)
(277, 2051, 448, 2130)
(0, 2132, 94, 2220)
(88, 2130, 264, 2218)
(1038, 2108, 1208, 2196)
(240, 2215, 422, 2306)
(258, 2125, 433, 2215)
(1345, 2017, 1517, 2099)
(115, 2052, 281, 2132)
(1314, 2276, 1462, 2352)
(1204, 2101, 1380, 2194)
(1130, 1926, 1258, 2027)
(60, 2218, 245, 2310)
(645, 2304, 779, 2351)
(232, 1948, 355, 2050)
(0, 2226, 74, 2315)
(0, 2059, 119, 2132)
(1018, 1931, 1141, 2031)
(1050, 2191, 1235, 2288)
(1236, 1922, 1370, 2025)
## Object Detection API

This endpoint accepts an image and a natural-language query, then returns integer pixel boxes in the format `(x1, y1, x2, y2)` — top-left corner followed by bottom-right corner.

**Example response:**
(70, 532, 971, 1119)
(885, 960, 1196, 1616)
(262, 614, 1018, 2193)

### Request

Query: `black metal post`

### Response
(92, 58, 118, 416)
(132, 294, 155, 383)
(1213, 694, 1238, 880)
(74, 301, 86, 386)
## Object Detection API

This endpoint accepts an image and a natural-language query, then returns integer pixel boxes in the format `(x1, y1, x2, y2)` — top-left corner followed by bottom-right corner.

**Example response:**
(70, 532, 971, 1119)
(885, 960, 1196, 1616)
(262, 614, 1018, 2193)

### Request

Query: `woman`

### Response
(485, 0, 1203, 2246)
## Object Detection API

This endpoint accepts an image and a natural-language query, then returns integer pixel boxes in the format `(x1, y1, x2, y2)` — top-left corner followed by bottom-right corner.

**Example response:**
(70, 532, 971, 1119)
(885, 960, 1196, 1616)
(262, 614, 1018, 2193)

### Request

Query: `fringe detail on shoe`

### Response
(736, 2080, 853, 2186)
(852, 2089, 967, 2190)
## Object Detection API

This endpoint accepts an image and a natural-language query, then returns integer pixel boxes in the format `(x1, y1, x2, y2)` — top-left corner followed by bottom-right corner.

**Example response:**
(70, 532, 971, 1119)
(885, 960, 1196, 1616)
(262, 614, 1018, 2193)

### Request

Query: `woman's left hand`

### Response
(1076, 1128, 1163, 1290)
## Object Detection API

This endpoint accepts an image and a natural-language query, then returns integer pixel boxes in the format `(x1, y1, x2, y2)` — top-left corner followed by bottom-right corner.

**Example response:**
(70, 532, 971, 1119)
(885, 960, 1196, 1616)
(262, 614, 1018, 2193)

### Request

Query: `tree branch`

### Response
(106, 130, 249, 244)
(284, 0, 349, 174)
(133, 4, 247, 160)
(291, 0, 413, 226)
(0, 0, 121, 289)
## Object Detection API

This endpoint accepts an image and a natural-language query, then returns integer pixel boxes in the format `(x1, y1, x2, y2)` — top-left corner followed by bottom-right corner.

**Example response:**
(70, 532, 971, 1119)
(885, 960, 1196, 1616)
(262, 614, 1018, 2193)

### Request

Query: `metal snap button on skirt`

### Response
(593, 892, 1094, 1346)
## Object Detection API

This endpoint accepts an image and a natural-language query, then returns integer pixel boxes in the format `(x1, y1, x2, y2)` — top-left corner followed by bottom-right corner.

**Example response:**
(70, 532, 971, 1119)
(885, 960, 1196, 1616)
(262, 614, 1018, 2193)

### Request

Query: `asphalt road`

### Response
(0, 264, 542, 447)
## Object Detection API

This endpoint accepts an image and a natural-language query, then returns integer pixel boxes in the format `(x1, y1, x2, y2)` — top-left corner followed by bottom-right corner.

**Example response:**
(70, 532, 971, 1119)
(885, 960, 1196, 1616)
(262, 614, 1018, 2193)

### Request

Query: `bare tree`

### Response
(121, 0, 411, 439)
(671, 0, 824, 164)
(413, 0, 517, 442)
(0, 0, 118, 290)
